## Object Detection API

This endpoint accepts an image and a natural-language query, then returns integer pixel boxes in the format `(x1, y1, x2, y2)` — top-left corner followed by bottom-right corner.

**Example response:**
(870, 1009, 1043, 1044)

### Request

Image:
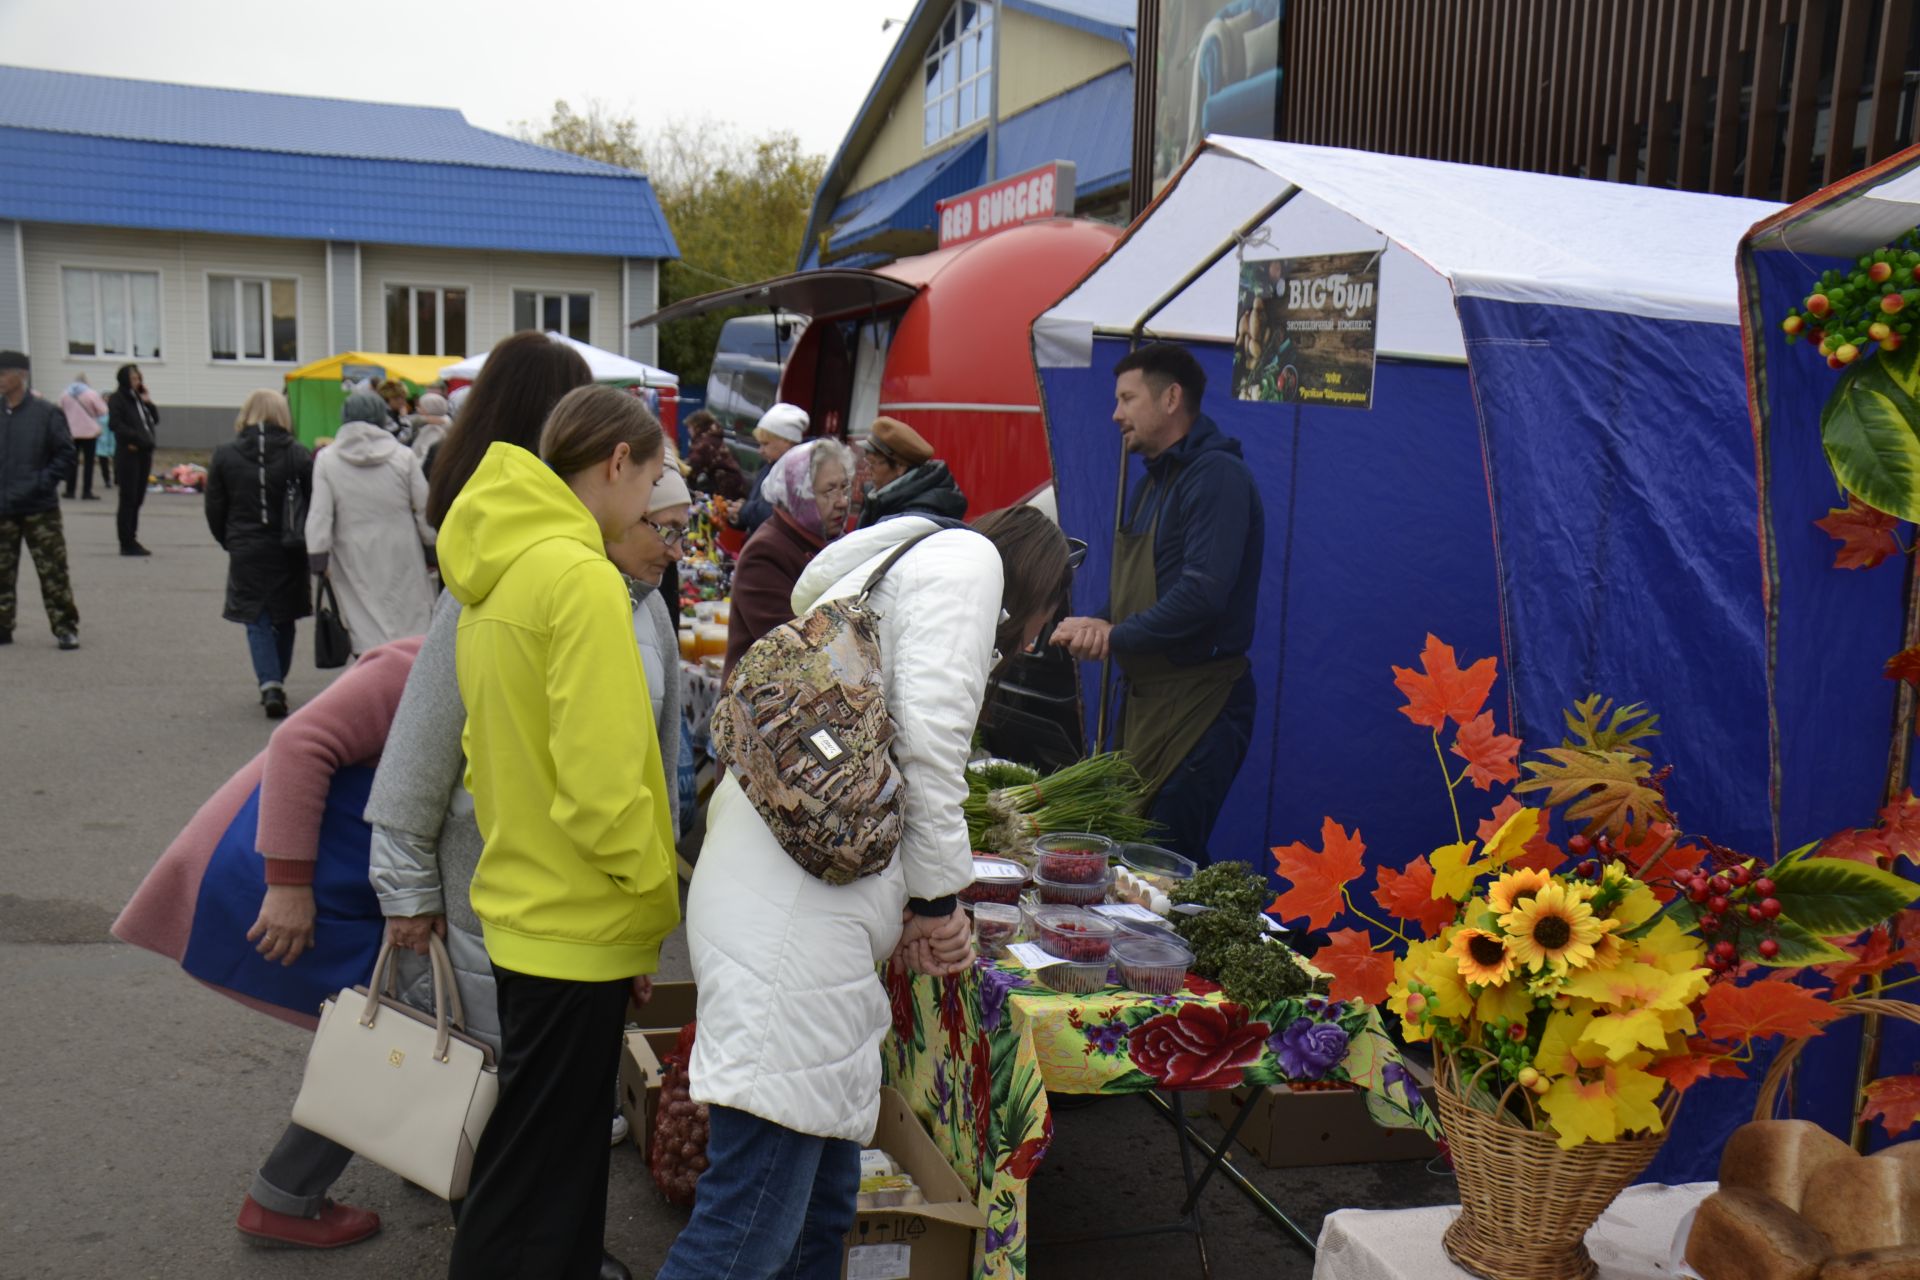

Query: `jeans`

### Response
(244, 609, 296, 687)
(655, 1106, 861, 1280)
(250, 1122, 354, 1218)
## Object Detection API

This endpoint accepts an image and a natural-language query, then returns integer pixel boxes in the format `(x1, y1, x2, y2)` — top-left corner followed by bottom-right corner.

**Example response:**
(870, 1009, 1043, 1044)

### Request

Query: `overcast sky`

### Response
(0, 0, 908, 159)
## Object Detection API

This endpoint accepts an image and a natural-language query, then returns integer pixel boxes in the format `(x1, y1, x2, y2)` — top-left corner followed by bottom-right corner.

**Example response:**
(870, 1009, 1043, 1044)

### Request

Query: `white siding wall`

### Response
(359, 245, 627, 359)
(21, 223, 327, 415)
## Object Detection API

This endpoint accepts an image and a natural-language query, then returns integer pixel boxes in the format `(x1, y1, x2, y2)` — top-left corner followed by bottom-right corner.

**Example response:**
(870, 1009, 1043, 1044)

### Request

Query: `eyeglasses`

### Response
(642, 518, 687, 548)
(816, 481, 854, 501)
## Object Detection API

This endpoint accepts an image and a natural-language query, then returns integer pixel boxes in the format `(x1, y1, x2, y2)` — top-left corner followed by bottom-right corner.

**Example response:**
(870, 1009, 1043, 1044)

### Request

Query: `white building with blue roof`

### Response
(802, 0, 1133, 269)
(0, 67, 676, 446)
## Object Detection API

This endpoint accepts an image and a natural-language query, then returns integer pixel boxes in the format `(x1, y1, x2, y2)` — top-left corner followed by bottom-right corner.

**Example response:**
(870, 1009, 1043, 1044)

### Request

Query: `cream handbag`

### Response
(290, 934, 498, 1200)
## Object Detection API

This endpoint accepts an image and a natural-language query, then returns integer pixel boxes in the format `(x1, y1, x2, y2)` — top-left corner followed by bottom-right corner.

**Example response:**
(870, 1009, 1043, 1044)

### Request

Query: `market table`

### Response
(882, 957, 1438, 1280)
(1310, 1181, 1713, 1280)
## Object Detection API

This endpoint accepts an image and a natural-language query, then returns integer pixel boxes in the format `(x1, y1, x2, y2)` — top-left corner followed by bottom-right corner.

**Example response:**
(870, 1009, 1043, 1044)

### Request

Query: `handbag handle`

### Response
(358, 934, 465, 1063)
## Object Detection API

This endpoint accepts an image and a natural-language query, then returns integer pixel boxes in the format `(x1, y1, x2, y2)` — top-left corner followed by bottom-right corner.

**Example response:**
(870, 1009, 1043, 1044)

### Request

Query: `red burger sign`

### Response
(937, 161, 1078, 248)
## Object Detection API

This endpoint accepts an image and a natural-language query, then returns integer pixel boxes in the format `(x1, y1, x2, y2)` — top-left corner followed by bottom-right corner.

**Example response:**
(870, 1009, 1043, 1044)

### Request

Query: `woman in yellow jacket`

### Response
(436, 385, 674, 1280)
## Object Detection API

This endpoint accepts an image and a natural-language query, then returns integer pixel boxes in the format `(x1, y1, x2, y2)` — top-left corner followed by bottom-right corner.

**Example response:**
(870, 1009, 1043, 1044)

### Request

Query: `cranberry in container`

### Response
(959, 855, 1031, 906)
(1033, 865, 1113, 907)
(1033, 959, 1114, 995)
(970, 902, 1023, 952)
(1030, 906, 1117, 962)
(1032, 832, 1114, 884)
(1112, 937, 1194, 996)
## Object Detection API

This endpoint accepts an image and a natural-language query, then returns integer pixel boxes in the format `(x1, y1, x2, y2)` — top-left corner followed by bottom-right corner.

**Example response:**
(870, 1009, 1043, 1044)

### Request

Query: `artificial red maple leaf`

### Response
(1452, 711, 1522, 790)
(1863, 1075, 1920, 1138)
(1879, 790, 1920, 863)
(1886, 648, 1920, 689)
(1614, 823, 1706, 901)
(1270, 818, 1367, 931)
(1646, 1046, 1746, 1093)
(1817, 927, 1909, 997)
(1815, 496, 1901, 570)
(1373, 859, 1460, 939)
(1392, 634, 1499, 731)
(1476, 797, 1563, 873)
(1817, 826, 1891, 866)
(1699, 977, 1841, 1046)
(1318, 928, 1396, 1006)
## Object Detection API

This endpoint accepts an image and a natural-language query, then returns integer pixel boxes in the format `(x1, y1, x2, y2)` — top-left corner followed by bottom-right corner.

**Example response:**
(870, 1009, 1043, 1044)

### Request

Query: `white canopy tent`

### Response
(440, 331, 679, 387)
(1033, 137, 1777, 369)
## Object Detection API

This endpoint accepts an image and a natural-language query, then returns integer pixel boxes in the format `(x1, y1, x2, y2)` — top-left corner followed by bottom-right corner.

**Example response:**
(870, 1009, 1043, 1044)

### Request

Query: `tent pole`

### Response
(1851, 551, 1920, 1150)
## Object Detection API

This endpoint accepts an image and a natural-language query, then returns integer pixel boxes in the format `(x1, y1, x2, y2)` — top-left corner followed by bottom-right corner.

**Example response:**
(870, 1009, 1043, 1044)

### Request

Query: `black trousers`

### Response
(447, 966, 630, 1280)
(64, 438, 97, 498)
(1144, 669, 1258, 865)
(115, 451, 147, 548)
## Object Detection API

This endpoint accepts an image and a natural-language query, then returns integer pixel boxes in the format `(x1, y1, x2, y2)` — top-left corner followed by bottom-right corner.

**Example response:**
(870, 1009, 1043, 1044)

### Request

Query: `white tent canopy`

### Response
(1035, 137, 1779, 368)
(440, 331, 679, 386)
(1746, 160, 1920, 254)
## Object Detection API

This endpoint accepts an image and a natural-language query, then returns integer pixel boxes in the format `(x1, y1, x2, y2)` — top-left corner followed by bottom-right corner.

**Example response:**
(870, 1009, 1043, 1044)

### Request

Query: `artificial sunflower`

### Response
(1488, 867, 1553, 915)
(1500, 882, 1614, 975)
(1447, 927, 1517, 986)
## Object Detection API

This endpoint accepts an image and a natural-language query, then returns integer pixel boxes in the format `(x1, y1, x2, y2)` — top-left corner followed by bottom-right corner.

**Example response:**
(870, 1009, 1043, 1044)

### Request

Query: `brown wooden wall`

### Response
(1133, 0, 1919, 213)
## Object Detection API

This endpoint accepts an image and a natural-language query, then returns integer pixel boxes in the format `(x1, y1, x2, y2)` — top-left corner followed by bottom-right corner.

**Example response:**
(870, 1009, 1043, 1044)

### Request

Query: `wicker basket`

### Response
(1435, 1052, 1678, 1280)
(1752, 996, 1920, 1121)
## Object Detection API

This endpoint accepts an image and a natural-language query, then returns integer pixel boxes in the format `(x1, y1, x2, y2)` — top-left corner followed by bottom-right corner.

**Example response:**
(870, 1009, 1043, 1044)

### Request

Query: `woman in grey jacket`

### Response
(363, 469, 692, 1051)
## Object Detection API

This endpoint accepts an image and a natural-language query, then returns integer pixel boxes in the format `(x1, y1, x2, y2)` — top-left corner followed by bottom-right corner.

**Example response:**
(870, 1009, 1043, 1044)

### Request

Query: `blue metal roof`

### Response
(0, 127, 678, 259)
(1004, 0, 1134, 45)
(806, 65, 1131, 267)
(0, 68, 676, 258)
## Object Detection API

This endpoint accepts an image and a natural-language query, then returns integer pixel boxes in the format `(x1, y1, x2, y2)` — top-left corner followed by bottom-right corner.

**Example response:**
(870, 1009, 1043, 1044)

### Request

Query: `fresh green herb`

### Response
(1216, 940, 1313, 1007)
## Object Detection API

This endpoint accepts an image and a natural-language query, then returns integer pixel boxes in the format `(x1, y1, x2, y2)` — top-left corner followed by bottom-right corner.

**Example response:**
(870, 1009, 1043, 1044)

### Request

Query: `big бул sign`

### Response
(937, 161, 1078, 248)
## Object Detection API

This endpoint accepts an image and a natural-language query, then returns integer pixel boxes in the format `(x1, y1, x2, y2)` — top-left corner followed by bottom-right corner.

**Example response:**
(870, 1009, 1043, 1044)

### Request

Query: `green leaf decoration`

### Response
(1879, 331, 1920, 402)
(1770, 857, 1920, 938)
(1821, 357, 1920, 522)
(1513, 747, 1674, 835)
(1753, 916, 1854, 968)
(1561, 694, 1661, 759)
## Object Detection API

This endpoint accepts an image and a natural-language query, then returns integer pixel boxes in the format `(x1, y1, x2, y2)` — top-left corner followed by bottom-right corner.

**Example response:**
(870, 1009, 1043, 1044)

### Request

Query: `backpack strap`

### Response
(854, 526, 956, 606)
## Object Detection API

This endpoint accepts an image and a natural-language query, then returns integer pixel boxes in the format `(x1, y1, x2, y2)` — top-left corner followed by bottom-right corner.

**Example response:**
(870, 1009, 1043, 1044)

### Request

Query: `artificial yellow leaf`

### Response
(1483, 805, 1544, 870)
(1578, 1007, 1670, 1061)
(1535, 1010, 1607, 1078)
(1540, 1058, 1668, 1149)
(1634, 917, 1707, 976)
(1429, 841, 1480, 900)
(1476, 979, 1534, 1025)
(1609, 885, 1662, 933)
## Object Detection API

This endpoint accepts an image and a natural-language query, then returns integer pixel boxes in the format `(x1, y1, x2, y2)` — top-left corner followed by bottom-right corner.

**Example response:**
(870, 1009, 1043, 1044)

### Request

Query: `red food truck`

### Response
(634, 216, 1122, 516)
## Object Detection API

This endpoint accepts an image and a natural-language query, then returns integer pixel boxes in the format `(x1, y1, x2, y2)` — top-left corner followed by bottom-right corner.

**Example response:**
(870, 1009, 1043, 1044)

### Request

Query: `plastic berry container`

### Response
(1112, 937, 1195, 996)
(1117, 843, 1197, 886)
(959, 856, 1031, 906)
(1033, 959, 1116, 996)
(970, 902, 1024, 951)
(1033, 865, 1114, 907)
(1031, 907, 1118, 963)
(1032, 832, 1115, 884)
(1113, 914, 1184, 947)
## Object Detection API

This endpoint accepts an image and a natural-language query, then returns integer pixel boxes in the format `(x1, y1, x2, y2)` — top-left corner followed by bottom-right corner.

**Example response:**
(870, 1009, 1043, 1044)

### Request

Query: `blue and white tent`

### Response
(1034, 137, 1783, 1180)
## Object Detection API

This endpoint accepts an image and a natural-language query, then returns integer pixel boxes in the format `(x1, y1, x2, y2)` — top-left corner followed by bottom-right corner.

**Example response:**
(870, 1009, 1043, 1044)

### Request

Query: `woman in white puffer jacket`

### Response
(660, 506, 1071, 1280)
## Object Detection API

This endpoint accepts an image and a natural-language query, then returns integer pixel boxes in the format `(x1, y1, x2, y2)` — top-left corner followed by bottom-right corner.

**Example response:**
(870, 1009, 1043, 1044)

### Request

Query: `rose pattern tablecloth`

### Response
(882, 958, 1438, 1280)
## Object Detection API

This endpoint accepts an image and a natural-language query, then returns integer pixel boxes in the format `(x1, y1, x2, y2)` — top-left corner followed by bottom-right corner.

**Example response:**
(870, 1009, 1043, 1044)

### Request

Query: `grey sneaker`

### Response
(56, 632, 78, 651)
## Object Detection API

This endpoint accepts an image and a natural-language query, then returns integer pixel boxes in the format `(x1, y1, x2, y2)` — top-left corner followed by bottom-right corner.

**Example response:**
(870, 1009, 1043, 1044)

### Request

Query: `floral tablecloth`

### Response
(882, 958, 1438, 1280)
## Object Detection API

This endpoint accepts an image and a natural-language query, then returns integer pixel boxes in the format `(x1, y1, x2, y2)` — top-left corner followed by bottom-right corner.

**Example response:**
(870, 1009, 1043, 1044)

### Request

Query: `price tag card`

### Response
(1006, 941, 1068, 970)
(846, 1243, 912, 1280)
(1092, 903, 1162, 923)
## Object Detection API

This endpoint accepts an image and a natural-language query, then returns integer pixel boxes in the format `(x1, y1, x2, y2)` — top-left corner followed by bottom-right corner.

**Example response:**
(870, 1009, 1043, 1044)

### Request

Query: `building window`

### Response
(209, 275, 297, 362)
(513, 290, 592, 342)
(386, 285, 467, 356)
(62, 268, 162, 359)
(925, 1, 993, 147)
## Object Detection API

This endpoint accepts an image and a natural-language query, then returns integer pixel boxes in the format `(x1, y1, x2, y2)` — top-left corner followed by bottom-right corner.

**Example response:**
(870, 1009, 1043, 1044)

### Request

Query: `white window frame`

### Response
(59, 264, 165, 363)
(924, 0, 994, 148)
(382, 281, 472, 357)
(511, 287, 596, 343)
(206, 271, 301, 365)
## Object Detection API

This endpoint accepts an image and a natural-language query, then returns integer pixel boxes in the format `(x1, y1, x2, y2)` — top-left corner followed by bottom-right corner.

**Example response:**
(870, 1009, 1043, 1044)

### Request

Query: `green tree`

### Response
(519, 101, 825, 391)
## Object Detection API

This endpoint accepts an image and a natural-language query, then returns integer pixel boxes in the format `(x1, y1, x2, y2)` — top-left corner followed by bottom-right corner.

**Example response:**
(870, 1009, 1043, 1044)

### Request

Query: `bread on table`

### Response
(1802, 1156, 1920, 1256)
(1686, 1188, 1833, 1280)
(1721, 1120, 1862, 1212)
(1818, 1245, 1920, 1280)
(1871, 1141, 1920, 1171)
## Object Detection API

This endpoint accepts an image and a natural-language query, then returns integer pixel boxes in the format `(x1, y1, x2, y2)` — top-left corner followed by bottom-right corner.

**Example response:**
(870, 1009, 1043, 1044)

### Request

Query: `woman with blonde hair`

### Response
(437, 384, 679, 1280)
(205, 390, 313, 717)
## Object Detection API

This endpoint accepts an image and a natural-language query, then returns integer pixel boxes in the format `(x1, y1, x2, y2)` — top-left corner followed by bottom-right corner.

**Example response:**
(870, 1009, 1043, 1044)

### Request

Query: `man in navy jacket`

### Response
(1054, 343, 1262, 862)
(0, 350, 80, 649)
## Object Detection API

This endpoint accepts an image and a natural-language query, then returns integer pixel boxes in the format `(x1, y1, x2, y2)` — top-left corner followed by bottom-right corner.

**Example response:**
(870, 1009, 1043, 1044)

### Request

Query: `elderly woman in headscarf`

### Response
(723, 437, 854, 678)
(408, 392, 453, 473)
(304, 389, 436, 653)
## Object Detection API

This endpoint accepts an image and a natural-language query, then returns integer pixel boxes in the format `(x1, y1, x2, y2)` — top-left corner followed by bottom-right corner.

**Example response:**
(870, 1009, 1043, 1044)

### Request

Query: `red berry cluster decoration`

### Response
(1780, 235, 1920, 368)
(1679, 858, 1783, 973)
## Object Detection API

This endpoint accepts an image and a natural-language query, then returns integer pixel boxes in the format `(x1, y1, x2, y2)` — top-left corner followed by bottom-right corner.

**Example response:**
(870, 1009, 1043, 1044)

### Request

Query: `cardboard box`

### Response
(1205, 1059, 1438, 1168)
(618, 981, 697, 1156)
(840, 1087, 986, 1280)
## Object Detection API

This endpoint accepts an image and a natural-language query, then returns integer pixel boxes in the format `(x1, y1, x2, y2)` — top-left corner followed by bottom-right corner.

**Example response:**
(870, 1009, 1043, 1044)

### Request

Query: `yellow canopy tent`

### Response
(284, 352, 450, 445)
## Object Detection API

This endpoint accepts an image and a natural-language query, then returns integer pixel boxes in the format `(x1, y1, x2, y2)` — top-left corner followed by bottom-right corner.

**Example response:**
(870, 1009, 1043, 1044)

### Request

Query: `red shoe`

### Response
(236, 1195, 380, 1248)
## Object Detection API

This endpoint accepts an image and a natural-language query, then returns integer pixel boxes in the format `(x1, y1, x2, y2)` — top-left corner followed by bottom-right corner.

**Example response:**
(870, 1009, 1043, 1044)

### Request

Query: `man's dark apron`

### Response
(1112, 478, 1249, 799)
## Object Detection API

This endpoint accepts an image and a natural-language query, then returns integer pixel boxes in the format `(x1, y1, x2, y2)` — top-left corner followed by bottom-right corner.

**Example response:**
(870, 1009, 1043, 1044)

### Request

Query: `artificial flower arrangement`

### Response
(1268, 634, 1920, 1151)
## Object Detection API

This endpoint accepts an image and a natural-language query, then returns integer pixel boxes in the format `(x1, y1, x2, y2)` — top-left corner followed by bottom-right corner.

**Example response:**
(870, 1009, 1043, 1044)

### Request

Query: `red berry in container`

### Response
(959, 856, 1030, 906)
(1032, 832, 1115, 885)
(1031, 907, 1117, 963)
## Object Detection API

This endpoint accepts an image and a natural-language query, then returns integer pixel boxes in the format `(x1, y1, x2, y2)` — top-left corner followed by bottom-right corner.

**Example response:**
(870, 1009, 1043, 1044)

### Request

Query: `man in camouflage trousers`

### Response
(0, 350, 79, 649)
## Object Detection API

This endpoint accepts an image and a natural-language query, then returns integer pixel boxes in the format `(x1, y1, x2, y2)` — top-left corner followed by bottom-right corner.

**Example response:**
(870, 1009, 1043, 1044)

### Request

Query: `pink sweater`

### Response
(112, 639, 422, 980)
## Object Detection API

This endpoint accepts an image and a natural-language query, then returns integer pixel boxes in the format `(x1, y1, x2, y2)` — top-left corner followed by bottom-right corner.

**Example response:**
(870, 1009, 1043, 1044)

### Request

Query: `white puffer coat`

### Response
(686, 517, 999, 1143)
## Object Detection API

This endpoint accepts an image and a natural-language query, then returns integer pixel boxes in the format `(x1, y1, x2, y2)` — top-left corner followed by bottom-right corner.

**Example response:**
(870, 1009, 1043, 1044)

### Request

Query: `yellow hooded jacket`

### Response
(436, 442, 677, 981)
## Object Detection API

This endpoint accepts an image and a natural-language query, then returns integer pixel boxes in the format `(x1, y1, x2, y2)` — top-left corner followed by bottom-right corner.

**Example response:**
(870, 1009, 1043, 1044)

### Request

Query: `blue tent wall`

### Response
(1041, 337, 1505, 885)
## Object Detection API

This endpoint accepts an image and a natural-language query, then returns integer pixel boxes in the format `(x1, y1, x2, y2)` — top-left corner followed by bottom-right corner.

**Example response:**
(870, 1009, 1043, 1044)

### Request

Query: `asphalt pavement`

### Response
(0, 488, 1457, 1279)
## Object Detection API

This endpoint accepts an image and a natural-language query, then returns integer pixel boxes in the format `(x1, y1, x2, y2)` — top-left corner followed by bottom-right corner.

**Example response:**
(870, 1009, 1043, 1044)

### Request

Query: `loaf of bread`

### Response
(1818, 1245, 1920, 1279)
(1722, 1120, 1861, 1211)
(1686, 1188, 1833, 1280)
(1873, 1141, 1920, 1171)
(1802, 1155, 1920, 1255)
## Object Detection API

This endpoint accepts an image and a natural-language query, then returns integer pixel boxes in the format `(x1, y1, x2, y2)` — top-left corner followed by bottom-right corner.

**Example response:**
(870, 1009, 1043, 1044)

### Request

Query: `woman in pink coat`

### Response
(59, 377, 110, 500)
